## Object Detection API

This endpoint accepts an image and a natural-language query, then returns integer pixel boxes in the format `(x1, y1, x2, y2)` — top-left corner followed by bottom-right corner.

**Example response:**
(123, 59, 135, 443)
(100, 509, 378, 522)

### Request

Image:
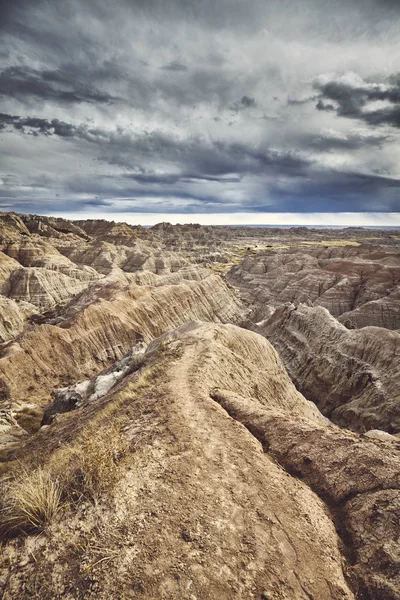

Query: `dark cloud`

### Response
(309, 131, 391, 151)
(0, 113, 79, 137)
(314, 75, 400, 128)
(82, 198, 113, 207)
(0, 65, 116, 105)
(161, 61, 188, 72)
(288, 96, 317, 106)
(239, 95, 256, 108)
(230, 96, 256, 112)
(1, 0, 400, 218)
(266, 170, 400, 213)
(0, 109, 310, 181)
(316, 99, 335, 112)
(102, 133, 311, 180)
(4, 166, 400, 215)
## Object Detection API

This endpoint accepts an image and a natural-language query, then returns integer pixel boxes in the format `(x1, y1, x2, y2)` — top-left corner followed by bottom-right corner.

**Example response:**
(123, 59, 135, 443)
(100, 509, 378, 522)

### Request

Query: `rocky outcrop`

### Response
(1, 323, 398, 598)
(42, 342, 146, 424)
(229, 244, 400, 330)
(0, 273, 244, 452)
(73, 218, 143, 244)
(0, 253, 21, 295)
(3, 239, 98, 280)
(0, 296, 37, 343)
(7, 267, 95, 311)
(228, 244, 400, 434)
(255, 303, 400, 434)
(18, 214, 89, 240)
(0, 241, 100, 342)
(57, 238, 190, 275)
(0, 213, 30, 240)
(338, 287, 400, 330)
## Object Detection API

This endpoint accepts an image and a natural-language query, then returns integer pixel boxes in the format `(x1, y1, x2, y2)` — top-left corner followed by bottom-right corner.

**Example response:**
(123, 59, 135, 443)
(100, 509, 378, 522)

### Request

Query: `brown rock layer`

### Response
(229, 244, 400, 329)
(255, 303, 400, 433)
(1, 323, 399, 598)
(0, 323, 354, 599)
(0, 274, 244, 451)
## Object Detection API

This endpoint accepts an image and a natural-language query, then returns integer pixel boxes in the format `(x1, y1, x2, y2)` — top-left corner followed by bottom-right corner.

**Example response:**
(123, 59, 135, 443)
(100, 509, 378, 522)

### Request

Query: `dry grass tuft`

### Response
(51, 369, 155, 502)
(0, 468, 61, 534)
(0, 366, 155, 534)
(44, 367, 155, 504)
(52, 423, 129, 503)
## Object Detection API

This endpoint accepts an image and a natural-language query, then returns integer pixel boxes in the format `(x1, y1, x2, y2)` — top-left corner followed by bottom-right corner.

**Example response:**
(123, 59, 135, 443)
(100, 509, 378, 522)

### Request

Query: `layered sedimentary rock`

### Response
(17, 214, 89, 240)
(59, 240, 190, 275)
(0, 297, 37, 342)
(3, 239, 98, 280)
(0, 273, 244, 452)
(0, 240, 99, 342)
(339, 287, 400, 330)
(228, 244, 400, 435)
(7, 267, 95, 311)
(0, 212, 399, 599)
(254, 303, 400, 434)
(229, 244, 400, 330)
(1, 323, 398, 599)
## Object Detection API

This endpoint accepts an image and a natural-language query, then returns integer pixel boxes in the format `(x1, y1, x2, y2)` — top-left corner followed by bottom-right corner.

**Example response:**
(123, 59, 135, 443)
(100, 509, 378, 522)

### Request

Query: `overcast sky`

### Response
(1, 0, 400, 225)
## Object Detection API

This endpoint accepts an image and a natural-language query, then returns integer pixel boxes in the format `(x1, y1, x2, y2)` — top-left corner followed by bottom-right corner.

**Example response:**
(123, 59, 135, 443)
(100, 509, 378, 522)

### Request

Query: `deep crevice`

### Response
(209, 392, 361, 597)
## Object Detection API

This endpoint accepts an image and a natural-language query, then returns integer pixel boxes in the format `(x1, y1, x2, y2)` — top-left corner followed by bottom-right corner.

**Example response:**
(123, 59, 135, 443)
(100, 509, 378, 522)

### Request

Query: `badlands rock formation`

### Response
(0, 237, 99, 342)
(229, 243, 400, 435)
(0, 212, 399, 599)
(254, 303, 400, 433)
(229, 244, 400, 329)
(1, 323, 399, 599)
(0, 213, 245, 455)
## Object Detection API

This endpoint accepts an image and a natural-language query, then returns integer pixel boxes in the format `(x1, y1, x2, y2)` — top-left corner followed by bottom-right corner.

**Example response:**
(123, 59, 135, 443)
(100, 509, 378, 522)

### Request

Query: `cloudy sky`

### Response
(1, 0, 400, 225)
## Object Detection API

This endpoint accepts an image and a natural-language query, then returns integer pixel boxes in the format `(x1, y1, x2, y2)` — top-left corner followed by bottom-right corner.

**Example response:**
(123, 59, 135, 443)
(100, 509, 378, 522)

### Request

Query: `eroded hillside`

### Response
(228, 243, 400, 435)
(0, 213, 399, 599)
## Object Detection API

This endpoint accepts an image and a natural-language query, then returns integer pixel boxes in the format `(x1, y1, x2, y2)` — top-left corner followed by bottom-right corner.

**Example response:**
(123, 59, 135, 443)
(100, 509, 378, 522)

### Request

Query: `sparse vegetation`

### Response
(51, 422, 129, 503)
(300, 240, 360, 246)
(0, 467, 62, 534)
(46, 370, 153, 503)
(0, 366, 156, 532)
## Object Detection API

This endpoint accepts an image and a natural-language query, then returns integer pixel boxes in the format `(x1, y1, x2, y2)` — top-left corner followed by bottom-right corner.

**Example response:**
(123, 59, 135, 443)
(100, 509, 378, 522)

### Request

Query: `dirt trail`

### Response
(153, 327, 354, 599)
(1, 323, 398, 599)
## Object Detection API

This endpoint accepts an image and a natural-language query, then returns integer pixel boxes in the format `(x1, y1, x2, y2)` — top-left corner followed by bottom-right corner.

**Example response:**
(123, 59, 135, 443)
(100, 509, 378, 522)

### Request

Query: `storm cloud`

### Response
(0, 66, 116, 105)
(314, 73, 400, 128)
(0, 0, 400, 219)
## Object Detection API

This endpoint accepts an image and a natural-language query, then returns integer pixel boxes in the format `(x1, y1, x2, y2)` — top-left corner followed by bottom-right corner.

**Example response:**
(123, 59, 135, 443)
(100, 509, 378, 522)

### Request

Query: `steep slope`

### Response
(254, 303, 400, 434)
(0, 239, 100, 342)
(1, 323, 398, 599)
(228, 243, 400, 435)
(229, 244, 400, 329)
(7, 267, 95, 311)
(0, 296, 37, 342)
(0, 273, 244, 452)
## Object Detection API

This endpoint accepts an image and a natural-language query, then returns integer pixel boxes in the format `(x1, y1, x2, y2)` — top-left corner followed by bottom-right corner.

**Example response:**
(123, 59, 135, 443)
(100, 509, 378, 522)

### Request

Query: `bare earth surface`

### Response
(0, 212, 399, 599)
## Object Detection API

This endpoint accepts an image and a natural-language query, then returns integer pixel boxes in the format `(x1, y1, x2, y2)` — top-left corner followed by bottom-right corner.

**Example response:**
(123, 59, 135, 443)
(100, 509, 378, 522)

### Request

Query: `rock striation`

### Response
(229, 244, 400, 330)
(0, 212, 399, 599)
(0, 272, 244, 453)
(253, 303, 400, 434)
(1, 323, 398, 599)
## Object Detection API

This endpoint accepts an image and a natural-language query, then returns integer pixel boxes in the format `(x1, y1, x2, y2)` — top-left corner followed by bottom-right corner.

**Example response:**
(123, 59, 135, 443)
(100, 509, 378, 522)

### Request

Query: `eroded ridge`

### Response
(0, 213, 399, 600)
(1, 323, 398, 599)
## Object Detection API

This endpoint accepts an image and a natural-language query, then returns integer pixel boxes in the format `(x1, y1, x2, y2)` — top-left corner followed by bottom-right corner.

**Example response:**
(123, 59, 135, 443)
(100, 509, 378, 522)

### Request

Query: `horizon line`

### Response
(18, 210, 400, 228)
